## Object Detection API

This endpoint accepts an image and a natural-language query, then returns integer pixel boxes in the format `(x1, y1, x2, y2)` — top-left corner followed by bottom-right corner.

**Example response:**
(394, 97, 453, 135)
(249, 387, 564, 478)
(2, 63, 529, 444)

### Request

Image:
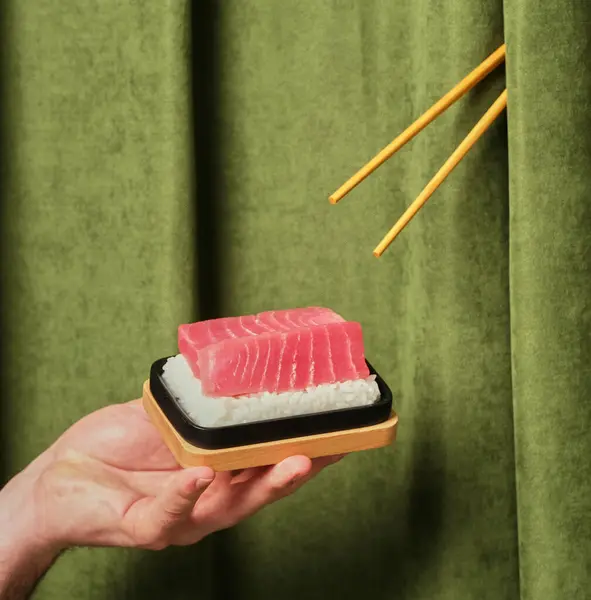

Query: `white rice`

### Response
(160, 354, 381, 428)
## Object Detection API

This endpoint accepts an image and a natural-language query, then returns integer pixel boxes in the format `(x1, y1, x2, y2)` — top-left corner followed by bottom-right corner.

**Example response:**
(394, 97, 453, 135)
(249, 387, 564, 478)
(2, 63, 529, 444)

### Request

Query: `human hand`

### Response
(2, 399, 343, 556)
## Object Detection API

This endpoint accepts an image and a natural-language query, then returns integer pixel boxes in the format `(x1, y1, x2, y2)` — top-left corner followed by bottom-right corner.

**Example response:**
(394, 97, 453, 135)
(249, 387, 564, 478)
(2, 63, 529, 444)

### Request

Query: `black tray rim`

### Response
(149, 356, 393, 450)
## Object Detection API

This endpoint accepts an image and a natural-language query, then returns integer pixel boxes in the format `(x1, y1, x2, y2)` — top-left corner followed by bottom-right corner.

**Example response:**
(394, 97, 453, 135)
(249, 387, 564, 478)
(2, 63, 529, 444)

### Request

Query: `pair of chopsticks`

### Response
(329, 44, 507, 257)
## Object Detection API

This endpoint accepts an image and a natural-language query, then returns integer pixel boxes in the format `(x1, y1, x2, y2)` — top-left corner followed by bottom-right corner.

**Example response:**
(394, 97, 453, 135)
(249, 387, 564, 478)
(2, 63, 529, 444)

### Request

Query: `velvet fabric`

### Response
(1, 2, 589, 598)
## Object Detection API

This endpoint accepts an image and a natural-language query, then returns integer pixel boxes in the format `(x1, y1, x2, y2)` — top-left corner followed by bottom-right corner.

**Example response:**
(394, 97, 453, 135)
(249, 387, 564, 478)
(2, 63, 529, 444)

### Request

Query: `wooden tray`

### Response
(142, 381, 398, 471)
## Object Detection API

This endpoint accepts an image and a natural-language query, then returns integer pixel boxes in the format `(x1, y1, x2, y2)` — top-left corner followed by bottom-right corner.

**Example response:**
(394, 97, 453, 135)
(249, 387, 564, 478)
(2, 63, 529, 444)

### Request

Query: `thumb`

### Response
(155, 467, 214, 521)
(147, 467, 214, 535)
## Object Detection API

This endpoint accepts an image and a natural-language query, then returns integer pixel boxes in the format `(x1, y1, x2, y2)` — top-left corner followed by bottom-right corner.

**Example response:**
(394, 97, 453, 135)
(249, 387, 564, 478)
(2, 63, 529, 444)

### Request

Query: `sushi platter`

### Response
(143, 307, 398, 471)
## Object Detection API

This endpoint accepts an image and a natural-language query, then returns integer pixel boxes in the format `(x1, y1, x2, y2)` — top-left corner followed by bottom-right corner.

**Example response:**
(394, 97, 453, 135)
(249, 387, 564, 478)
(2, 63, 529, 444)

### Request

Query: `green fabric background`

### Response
(1, 1, 589, 599)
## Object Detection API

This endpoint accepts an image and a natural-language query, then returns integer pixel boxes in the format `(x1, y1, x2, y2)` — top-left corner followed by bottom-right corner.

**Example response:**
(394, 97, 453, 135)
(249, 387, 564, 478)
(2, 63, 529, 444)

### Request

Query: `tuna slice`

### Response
(178, 307, 344, 378)
(198, 321, 370, 397)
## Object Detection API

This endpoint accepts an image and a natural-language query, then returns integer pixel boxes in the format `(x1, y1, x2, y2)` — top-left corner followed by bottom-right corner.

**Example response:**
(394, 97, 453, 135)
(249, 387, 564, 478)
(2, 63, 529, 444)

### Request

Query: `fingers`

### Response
(130, 466, 215, 548)
(271, 453, 345, 491)
(152, 467, 215, 523)
(230, 467, 265, 485)
(228, 453, 344, 488)
(226, 454, 346, 523)
(125, 454, 347, 548)
(266, 455, 313, 489)
(223, 456, 312, 524)
(187, 453, 347, 534)
(310, 453, 346, 471)
(231, 453, 345, 497)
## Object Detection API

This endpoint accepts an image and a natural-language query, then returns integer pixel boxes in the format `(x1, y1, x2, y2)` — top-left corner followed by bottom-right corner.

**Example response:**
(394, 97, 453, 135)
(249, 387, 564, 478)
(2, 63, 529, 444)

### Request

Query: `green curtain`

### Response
(1, 1, 589, 599)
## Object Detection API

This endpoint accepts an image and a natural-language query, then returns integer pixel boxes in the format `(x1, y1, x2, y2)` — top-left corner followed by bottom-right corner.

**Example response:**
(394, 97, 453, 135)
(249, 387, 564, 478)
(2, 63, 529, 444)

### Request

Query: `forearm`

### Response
(0, 452, 63, 600)
(0, 541, 61, 600)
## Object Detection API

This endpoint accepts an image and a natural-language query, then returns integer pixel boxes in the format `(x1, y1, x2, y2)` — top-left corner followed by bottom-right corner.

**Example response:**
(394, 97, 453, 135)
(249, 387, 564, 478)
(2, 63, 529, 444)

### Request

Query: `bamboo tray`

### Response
(142, 380, 398, 471)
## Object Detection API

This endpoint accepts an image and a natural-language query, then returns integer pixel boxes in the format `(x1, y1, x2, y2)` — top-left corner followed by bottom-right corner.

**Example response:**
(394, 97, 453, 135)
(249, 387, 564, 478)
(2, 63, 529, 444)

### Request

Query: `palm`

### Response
(57, 399, 182, 471)
(45, 399, 340, 550)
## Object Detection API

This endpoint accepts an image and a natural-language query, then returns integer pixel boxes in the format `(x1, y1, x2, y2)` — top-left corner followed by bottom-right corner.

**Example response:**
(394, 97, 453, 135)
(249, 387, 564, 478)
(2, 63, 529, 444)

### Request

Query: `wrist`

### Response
(0, 529, 61, 583)
(0, 456, 63, 598)
(0, 450, 66, 563)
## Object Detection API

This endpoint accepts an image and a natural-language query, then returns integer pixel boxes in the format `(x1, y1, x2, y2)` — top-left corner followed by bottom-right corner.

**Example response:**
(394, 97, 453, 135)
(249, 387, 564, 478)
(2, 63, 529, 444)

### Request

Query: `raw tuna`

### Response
(198, 321, 370, 397)
(178, 307, 344, 378)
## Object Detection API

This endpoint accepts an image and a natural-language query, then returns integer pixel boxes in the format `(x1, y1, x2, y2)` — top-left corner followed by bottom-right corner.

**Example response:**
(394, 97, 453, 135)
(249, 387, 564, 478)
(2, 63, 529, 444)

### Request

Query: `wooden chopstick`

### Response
(329, 43, 506, 205)
(372, 88, 508, 257)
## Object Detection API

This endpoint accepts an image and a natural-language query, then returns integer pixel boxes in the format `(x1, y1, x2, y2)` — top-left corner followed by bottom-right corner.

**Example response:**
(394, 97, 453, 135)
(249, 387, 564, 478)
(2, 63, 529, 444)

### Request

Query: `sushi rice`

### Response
(161, 354, 381, 428)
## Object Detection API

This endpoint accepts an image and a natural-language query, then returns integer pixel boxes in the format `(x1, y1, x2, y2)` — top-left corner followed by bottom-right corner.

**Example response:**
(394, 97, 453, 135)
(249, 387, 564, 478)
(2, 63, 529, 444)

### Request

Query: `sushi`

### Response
(160, 307, 382, 428)
(142, 306, 397, 469)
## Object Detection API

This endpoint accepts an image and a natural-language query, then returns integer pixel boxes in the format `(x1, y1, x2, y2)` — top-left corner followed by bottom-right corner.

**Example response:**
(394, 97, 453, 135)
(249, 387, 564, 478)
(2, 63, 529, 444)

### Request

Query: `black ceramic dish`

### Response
(149, 356, 393, 450)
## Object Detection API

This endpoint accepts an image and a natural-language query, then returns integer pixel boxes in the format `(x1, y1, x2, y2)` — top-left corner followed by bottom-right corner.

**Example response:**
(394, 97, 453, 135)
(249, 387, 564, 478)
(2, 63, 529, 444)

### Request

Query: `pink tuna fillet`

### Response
(178, 307, 344, 378)
(198, 321, 370, 397)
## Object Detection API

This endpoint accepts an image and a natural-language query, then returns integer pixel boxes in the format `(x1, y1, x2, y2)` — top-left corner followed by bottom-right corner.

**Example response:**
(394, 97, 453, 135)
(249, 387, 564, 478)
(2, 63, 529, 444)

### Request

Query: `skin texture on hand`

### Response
(36, 399, 342, 549)
(0, 452, 63, 600)
(0, 399, 343, 599)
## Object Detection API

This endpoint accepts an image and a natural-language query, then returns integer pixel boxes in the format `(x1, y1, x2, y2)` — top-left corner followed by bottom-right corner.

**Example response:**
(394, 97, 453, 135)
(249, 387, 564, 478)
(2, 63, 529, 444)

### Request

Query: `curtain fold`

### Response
(504, 1, 591, 598)
(1, 1, 589, 599)
(214, 2, 518, 599)
(1, 1, 217, 599)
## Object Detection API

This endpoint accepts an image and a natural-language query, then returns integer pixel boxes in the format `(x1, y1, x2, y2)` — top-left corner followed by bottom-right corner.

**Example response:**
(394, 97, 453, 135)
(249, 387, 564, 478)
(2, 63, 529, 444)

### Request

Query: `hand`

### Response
(5, 399, 343, 553)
